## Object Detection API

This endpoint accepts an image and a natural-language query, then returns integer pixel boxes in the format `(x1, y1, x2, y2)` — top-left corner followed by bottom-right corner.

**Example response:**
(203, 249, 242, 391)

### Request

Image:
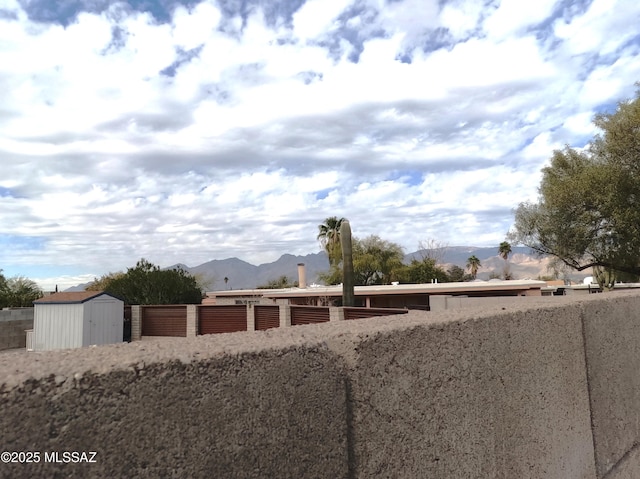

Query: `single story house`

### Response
(205, 279, 547, 309)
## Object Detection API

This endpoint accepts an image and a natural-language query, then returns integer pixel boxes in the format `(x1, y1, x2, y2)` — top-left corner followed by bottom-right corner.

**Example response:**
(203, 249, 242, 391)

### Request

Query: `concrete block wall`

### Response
(0, 308, 34, 351)
(131, 305, 141, 341)
(581, 294, 640, 478)
(186, 305, 198, 337)
(339, 301, 595, 478)
(1, 293, 640, 478)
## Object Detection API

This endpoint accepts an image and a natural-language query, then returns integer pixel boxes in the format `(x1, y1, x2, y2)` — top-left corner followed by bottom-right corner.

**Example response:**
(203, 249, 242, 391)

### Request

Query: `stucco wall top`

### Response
(3, 291, 636, 389)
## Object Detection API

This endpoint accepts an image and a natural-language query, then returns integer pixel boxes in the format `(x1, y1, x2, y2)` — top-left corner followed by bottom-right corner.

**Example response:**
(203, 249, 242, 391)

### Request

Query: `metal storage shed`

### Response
(32, 291, 124, 351)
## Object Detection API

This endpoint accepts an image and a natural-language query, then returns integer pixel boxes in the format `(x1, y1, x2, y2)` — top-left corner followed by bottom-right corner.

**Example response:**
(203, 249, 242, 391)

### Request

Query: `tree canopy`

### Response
(509, 87, 640, 283)
(0, 272, 43, 307)
(93, 259, 203, 305)
(257, 275, 298, 289)
(352, 235, 404, 285)
(466, 255, 481, 279)
(498, 241, 512, 261)
(396, 257, 449, 284)
(319, 235, 451, 286)
(317, 216, 346, 267)
(320, 235, 405, 286)
(498, 241, 513, 279)
(446, 264, 469, 282)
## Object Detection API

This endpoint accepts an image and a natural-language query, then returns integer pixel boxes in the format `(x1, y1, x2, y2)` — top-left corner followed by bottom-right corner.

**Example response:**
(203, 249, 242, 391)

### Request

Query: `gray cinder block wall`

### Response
(1, 293, 640, 478)
(0, 308, 34, 350)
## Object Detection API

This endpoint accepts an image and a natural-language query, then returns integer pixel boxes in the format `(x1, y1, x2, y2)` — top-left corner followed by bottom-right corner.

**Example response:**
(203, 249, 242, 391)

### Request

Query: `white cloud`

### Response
(0, 0, 639, 289)
(421, 35, 556, 88)
(439, 1, 483, 39)
(483, 0, 557, 40)
(376, 0, 440, 47)
(171, 1, 222, 50)
(563, 111, 597, 136)
(292, 0, 350, 40)
(554, 0, 640, 56)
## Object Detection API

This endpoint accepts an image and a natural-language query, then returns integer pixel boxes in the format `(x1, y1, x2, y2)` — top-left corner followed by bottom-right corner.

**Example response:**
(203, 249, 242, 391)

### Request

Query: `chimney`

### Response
(297, 263, 307, 289)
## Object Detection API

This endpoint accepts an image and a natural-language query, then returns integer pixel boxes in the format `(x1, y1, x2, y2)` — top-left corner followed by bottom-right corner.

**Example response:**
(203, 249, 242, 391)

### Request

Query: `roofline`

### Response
(207, 280, 547, 299)
(33, 292, 123, 305)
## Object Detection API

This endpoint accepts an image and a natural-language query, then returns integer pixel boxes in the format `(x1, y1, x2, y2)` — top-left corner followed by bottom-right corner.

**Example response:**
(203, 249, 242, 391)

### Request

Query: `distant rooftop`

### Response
(207, 279, 548, 298)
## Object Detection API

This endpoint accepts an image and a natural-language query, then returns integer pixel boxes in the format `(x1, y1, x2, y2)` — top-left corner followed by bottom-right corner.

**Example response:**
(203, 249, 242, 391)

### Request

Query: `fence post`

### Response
(131, 305, 142, 341)
(247, 304, 255, 331)
(330, 307, 345, 322)
(187, 305, 198, 337)
(279, 304, 291, 328)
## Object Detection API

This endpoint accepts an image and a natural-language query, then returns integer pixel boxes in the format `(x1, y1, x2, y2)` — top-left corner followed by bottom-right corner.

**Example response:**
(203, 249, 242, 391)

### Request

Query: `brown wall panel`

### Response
(142, 306, 187, 337)
(199, 305, 247, 335)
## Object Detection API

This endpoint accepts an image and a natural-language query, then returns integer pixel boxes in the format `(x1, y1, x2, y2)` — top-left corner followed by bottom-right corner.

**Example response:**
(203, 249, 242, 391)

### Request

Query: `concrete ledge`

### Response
(329, 303, 595, 478)
(0, 337, 348, 478)
(1, 293, 640, 478)
(581, 294, 640, 478)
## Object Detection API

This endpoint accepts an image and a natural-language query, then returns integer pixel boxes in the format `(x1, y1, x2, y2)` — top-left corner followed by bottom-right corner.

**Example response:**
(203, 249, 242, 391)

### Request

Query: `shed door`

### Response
(87, 301, 118, 346)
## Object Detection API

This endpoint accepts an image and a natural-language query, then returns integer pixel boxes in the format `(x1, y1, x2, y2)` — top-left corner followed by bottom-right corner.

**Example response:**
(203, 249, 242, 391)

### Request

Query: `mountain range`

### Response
(66, 246, 590, 292)
(173, 246, 588, 291)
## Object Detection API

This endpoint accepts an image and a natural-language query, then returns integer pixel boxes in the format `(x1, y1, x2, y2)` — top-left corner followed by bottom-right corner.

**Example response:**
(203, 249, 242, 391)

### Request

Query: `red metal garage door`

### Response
(199, 305, 247, 335)
(343, 307, 408, 320)
(142, 305, 187, 337)
(291, 306, 330, 325)
(255, 305, 280, 331)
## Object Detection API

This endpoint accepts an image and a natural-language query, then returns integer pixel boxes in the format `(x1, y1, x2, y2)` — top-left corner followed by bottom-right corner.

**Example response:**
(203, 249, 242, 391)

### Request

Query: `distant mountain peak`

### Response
(63, 246, 588, 292)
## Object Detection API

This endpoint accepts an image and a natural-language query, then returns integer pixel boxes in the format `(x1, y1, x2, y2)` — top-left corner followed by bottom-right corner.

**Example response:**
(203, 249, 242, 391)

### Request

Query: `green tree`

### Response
(3, 276, 43, 307)
(446, 264, 469, 282)
(353, 235, 404, 285)
(317, 216, 346, 267)
(257, 275, 297, 289)
(318, 235, 405, 286)
(466, 255, 481, 280)
(86, 272, 125, 291)
(0, 270, 8, 308)
(104, 259, 203, 304)
(509, 87, 640, 287)
(499, 241, 513, 280)
(396, 257, 449, 284)
(498, 241, 512, 261)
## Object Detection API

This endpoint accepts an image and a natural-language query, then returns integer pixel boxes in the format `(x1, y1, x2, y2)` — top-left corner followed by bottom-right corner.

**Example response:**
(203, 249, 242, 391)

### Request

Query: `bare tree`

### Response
(417, 239, 449, 265)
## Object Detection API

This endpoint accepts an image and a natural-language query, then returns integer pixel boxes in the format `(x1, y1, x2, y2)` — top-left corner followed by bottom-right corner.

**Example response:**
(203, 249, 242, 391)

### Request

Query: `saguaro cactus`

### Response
(340, 219, 355, 307)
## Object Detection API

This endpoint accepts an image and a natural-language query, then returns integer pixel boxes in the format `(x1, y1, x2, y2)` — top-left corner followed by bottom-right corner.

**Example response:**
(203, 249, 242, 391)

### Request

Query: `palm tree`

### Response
(499, 241, 512, 280)
(317, 216, 346, 267)
(466, 255, 481, 280)
(498, 241, 512, 261)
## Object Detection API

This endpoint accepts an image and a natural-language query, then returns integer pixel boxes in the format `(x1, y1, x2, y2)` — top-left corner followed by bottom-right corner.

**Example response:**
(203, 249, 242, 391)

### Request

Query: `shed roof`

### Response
(33, 291, 121, 305)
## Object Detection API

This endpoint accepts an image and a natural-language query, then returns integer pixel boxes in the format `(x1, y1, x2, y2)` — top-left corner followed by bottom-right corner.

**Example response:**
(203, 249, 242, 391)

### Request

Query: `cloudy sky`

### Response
(2, 0, 639, 290)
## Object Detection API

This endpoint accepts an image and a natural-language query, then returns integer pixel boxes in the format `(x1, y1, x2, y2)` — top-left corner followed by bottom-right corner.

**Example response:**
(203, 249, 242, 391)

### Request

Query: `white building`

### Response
(32, 291, 124, 351)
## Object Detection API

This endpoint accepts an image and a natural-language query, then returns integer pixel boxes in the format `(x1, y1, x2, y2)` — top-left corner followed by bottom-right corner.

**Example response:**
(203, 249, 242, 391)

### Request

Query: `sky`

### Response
(1, 0, 640, 291)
